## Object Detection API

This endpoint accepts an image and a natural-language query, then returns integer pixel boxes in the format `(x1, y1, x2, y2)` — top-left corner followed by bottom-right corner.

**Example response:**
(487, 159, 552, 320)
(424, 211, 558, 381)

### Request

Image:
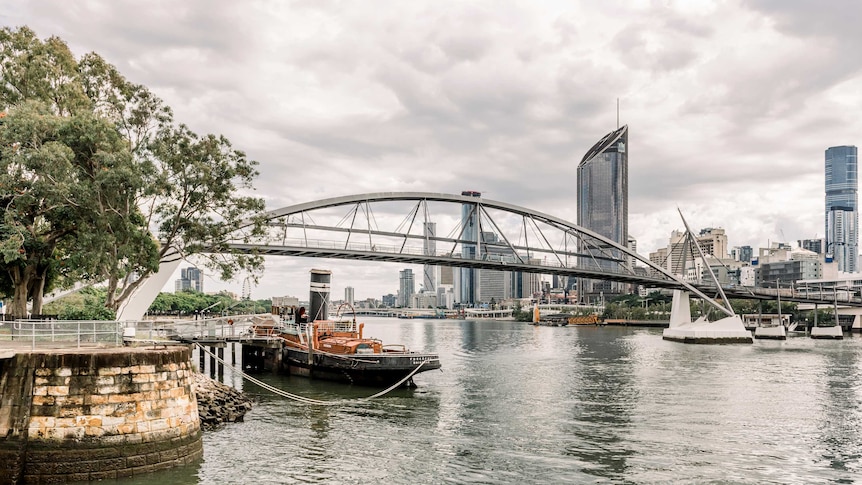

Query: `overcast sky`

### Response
(4, 1, 862, 301)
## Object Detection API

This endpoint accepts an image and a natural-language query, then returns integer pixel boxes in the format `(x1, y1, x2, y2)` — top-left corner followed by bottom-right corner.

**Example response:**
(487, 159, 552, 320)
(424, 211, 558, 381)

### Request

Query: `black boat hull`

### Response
(282, 347, 441, 387)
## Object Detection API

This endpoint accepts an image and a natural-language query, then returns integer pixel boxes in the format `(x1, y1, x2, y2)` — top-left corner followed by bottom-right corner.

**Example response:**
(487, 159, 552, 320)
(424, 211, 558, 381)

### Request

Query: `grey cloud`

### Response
(612, 25, 698, 72)
(743, 0, 862, 39)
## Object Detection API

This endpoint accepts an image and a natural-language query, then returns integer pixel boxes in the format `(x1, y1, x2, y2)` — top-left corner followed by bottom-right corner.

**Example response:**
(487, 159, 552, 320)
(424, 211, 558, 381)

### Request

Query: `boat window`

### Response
(355, 343, 374, 354)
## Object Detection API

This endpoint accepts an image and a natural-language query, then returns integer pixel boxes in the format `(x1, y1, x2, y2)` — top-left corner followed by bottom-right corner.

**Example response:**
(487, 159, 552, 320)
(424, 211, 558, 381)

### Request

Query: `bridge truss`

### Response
(225, 192, 719, 298)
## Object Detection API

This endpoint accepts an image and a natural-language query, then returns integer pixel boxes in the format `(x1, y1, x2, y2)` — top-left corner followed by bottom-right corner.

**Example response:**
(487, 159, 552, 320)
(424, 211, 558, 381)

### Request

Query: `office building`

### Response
(457, 190, 481, 306)
(344, 286, 354, 307)
(825, 145, 858, 272)
(440, 266, 454, 285)
(798, 239, 823, 254)
(731, 245, 753, 264)
(756, 259, 822, 287)
(476, 232, 510, 303)
(697, 228, 728, 258)
(577, 125, 628, 302)
(175, 267, 203, 293)
(649, 227, 730, 280)
(398, 269, 415, 308)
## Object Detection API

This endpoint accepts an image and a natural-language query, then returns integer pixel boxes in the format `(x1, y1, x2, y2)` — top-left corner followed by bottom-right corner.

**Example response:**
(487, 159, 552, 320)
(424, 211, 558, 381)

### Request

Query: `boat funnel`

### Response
(309, 269, 332, 322)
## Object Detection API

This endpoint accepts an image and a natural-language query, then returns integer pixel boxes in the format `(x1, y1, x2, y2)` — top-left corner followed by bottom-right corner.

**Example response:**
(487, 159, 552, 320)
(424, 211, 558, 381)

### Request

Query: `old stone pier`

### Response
(0, 346, 203, 484)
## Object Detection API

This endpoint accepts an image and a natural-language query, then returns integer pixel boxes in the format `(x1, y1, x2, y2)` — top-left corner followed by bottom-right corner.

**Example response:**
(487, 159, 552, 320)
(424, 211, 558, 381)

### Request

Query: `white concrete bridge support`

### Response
(810, 325, 844, 339)
(754, 325, 787, 340)
(115, 247, 183, 322)
(662, 290, 753, 344)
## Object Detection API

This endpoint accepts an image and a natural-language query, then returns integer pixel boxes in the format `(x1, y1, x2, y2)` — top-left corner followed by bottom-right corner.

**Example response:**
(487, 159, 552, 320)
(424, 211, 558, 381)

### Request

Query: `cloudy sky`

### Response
(4, 1, 861, 300)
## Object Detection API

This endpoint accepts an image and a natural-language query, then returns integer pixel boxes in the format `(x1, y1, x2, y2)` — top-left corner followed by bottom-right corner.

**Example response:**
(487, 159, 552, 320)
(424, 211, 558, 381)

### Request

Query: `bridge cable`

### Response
(194, 343, 427, 406)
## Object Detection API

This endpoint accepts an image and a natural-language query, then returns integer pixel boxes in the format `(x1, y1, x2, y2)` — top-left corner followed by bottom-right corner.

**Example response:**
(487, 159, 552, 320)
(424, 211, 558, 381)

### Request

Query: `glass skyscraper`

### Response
(825, 145, 858, 273)
(577, 125, 628, 301)
(457, 191, 481, 306)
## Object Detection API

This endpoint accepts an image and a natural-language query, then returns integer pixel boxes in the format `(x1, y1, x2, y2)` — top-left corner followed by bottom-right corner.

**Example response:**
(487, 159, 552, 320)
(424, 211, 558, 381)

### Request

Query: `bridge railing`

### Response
(127, 314, 281, 342)
(275, 237, 632, 276)
(5, 320, 124, 349)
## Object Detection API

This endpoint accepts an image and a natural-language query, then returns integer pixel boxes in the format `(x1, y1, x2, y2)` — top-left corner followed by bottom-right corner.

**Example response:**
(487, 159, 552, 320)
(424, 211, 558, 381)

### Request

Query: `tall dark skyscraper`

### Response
(577, 125, 628, 301)
(457, 191, 481, 306)
(825, 145, 858, 273)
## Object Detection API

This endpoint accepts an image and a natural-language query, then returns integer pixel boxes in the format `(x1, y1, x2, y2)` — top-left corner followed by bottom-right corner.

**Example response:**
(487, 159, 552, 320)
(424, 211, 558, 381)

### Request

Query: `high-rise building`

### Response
(440, 267, 454, 285)
(423, 222, 437, 292)
(344, 286, 354, 307)
(175, 267, 203, 293)
(398, 269, 415, 308)
(474, 231, 518, 303)
(732, 245, 754, 263)
(457, 191, 481, 306)
(798, 239, 824, 254)
(825, 145, 858, 273)
(577, 125, 628, 302)
(697, 228, 728, 259)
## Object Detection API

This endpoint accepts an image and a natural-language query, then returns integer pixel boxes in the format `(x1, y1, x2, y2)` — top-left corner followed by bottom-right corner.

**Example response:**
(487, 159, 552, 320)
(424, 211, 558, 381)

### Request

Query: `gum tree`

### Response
(0, 27, 266, 317)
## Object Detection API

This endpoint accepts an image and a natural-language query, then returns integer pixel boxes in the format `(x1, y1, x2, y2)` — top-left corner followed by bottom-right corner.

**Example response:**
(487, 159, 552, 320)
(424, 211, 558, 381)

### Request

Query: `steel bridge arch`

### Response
(224, 192, 724, 303)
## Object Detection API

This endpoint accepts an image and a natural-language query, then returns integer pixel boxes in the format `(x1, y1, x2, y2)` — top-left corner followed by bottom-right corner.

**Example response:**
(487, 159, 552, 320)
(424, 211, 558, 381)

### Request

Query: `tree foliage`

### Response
(42, 287, 115, 320)
(0, 27, 266, 317)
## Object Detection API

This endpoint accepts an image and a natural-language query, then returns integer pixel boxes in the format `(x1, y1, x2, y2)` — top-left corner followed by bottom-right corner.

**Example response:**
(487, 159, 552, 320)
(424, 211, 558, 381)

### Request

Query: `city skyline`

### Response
(4, 2, 862, 300)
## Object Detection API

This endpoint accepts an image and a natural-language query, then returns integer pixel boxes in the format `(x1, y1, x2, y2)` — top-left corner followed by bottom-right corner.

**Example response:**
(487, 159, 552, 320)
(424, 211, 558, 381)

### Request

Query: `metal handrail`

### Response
(127, 314, 281, 341)
(10, 320, 124, 350)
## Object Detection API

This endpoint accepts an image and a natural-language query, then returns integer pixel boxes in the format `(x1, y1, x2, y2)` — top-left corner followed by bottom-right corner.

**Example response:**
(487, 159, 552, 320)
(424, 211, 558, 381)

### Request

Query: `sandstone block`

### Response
(132, 373, 151, 384)
(98, 385, 120, 395)
(75, 416, 102, 427)
(149, 419, 169, 431)
(101, 416, 125, 427)
(32, 395, 56, 406)
(130, 365, 156, 374)
(84, 426, 106, 437)
(98, 367, 122, 376)
(47, 385, 69, 396)
(96, 376, 114, 386)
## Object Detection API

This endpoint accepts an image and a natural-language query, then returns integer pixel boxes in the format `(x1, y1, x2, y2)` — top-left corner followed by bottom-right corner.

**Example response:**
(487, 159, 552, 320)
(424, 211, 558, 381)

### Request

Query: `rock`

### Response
(191, 373, 253, 429)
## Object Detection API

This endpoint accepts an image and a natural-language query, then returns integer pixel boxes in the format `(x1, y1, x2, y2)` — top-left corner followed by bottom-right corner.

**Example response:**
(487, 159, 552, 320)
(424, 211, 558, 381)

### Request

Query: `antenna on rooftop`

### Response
(616, 98, 620, 129)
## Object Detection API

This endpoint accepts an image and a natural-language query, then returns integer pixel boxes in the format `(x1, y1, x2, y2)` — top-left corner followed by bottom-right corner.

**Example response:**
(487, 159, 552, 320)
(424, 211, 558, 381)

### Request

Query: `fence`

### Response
(126, 314, 277, 342)
(5, 320, 123, 349)
(0, 314, 282, 350)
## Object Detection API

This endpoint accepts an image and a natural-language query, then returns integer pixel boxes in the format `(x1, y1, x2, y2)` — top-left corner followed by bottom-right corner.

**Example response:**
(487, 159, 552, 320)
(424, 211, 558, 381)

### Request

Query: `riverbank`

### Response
(192, 372, 252, 429)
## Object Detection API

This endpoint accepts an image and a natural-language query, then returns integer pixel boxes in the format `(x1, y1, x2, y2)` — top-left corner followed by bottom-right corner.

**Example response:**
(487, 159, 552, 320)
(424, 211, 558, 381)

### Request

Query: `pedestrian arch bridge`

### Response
(226, 191, 687, 287)
(116, 192, 861, 322)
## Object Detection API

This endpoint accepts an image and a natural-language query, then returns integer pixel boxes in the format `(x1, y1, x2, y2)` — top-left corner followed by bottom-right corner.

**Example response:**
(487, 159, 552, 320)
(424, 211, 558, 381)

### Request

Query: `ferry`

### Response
(263, 270, 441, 387)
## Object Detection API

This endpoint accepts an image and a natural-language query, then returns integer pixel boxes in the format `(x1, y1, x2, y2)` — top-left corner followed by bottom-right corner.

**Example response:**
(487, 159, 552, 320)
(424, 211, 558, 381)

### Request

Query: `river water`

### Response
(124, 318, 862, 484)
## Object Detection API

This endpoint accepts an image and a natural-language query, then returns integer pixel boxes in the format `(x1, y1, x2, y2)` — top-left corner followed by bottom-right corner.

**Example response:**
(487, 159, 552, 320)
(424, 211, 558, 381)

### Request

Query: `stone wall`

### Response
(0, 346, 202, 484)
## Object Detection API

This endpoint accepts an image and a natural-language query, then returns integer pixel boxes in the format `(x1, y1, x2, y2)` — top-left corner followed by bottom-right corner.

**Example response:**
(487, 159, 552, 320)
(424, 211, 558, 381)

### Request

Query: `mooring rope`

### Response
(195, 343, 429, 406)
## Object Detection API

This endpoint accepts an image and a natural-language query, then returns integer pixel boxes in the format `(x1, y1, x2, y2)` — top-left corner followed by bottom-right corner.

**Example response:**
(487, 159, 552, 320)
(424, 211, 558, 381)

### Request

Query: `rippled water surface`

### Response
(125, 319, 862, 484)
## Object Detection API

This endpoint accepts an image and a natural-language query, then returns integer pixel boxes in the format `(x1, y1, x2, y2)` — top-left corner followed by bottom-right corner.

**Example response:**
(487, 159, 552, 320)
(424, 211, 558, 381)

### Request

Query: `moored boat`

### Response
(268, 270, 441, 387)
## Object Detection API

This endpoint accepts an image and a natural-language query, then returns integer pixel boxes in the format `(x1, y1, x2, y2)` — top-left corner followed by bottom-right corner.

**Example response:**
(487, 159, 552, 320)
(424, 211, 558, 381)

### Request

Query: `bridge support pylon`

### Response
(810, 325, 844, 339)
(662, 290, 753, 344)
